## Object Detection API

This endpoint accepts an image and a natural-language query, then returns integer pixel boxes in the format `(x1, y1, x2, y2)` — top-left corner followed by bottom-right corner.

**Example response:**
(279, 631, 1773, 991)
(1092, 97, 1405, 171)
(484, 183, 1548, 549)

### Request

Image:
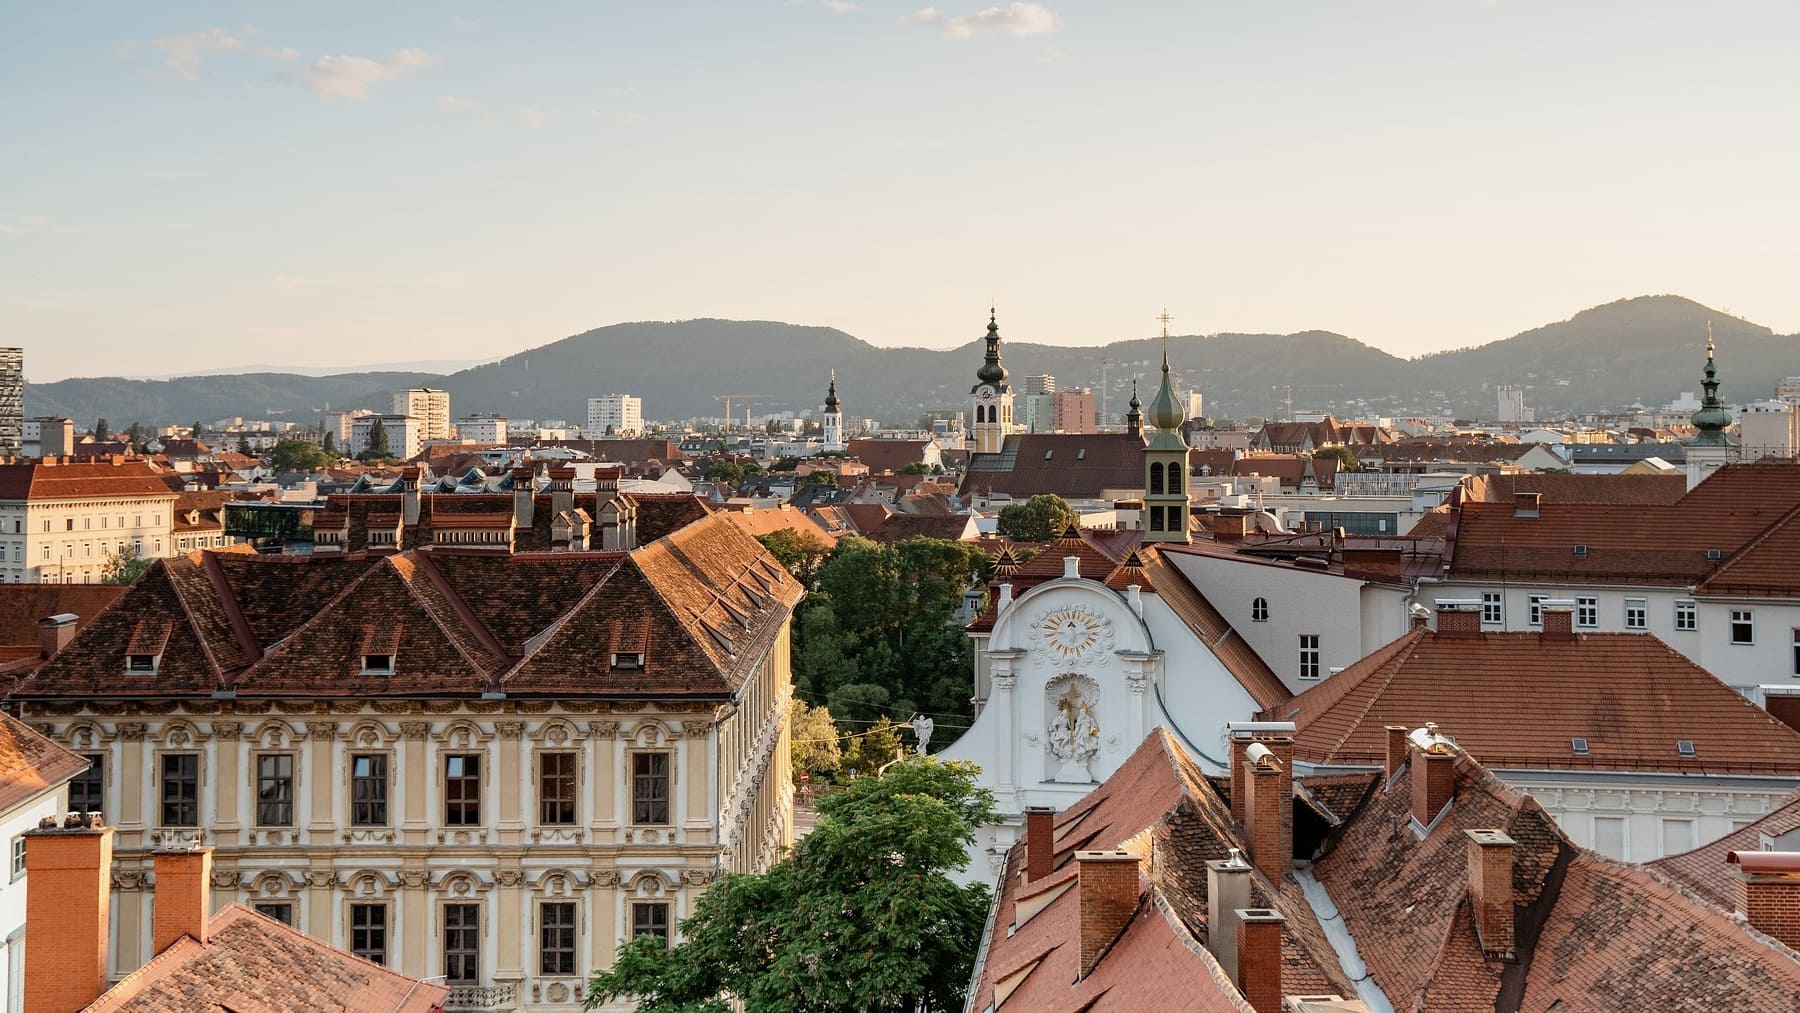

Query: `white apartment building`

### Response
(349, 415, 424, 461)
(326, 409, 377, 446)
(394, 389, 451, 442)
(457, 416, 509, 445)
(0, 458, 180, 584)
(1740, 401, 1799, 460)
(586, 396, 643, 438)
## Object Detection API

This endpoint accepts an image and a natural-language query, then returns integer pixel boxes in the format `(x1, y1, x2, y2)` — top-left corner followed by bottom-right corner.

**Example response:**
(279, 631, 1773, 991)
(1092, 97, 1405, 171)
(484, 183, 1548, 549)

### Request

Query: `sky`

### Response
(4, 1, 1798, 381)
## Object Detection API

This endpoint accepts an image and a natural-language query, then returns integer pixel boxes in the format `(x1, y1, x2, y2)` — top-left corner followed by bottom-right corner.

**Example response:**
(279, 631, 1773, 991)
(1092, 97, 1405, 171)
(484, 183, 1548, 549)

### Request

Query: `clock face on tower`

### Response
(1039, 608, 1104, 660)
(975, 386, 997, 405)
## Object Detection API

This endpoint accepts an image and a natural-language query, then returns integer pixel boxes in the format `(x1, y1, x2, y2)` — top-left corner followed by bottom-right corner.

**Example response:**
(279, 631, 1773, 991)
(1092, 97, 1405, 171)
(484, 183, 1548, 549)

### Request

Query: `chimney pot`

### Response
(1076, 849, 1140, 979)
(1243, 736, 1294, 881)
(1728, 850, 1800, 950)
(1207, 852, 1255, 987)
(38, 613, 78, 659)
(24, 820, 114, 1013)
(1542, 603, 1574, 642)
(1062, 555, 1081, 579)
(152, 846, 214, 954)
(1411, 735, 1457, 829)
(1024, 806, 1056, 883)
(1234, 908, 1287, 1013)
(1466, 829, 1516, 960)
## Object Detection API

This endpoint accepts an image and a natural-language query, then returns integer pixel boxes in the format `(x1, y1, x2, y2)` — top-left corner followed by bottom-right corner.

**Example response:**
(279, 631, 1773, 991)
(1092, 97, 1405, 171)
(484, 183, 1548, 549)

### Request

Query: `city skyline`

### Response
(7, 2, 1800, 381)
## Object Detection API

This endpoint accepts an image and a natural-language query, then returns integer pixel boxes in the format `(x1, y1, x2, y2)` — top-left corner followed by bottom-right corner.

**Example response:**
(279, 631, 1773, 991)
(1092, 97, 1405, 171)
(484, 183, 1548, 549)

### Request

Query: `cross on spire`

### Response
(1157, 308, 1173, 339)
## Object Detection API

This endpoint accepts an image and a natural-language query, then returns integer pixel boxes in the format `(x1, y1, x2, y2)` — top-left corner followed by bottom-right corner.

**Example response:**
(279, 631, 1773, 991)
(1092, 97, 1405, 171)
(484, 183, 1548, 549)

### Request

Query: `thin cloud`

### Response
(516, 106, 559, 127)
(144, 28, 296, 79)
(449, 16, 481, 28)
(823, 1, 864, 11)
(438, 95, 477, 112)
(903, 3, 1061, 39)
(300, 49, 436, 100)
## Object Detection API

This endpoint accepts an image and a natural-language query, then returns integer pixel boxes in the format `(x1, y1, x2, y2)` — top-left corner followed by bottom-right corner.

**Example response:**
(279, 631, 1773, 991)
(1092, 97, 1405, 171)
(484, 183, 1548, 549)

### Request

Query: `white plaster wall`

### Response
(1507, 774, 1798, 862)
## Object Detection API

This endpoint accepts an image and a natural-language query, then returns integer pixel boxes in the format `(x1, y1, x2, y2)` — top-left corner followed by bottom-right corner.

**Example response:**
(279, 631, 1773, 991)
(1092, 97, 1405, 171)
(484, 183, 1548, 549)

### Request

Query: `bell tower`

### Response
(1143, 310, 1191, 543)
(822, 370, 844, 451)
(1686, 324, 1735, 489)
(970, 308, 1014, 455)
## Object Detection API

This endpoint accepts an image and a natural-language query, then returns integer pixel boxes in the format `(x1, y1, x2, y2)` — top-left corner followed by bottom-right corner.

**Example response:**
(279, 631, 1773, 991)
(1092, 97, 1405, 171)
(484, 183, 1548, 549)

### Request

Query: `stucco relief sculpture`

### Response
(1045, 676, 1100, 783)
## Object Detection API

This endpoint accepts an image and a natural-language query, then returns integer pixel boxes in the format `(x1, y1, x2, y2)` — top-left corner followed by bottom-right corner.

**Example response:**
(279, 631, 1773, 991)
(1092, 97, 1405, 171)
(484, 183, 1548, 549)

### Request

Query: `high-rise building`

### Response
(1050, 388, 1097, 434)
(393, 388, 450, 442)
(1022, 374, 1056, 396)
(969, 311, 1014, 455)
(586, 394, 644, 437)
(349, 414, 423, 460)
(0, 347, 21, 457)
(1496, 385, 1532, 424)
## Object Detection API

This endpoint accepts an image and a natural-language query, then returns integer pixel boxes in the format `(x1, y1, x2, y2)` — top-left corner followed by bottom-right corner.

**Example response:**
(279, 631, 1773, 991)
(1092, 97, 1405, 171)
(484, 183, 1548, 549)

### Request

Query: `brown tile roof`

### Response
(1269, 627, 1800, 774)
(1650, 790, 1800, 910)
(845, 438, 931, 475)
(17, 514, 800, 702)
(860, 513, 977, 544)
(719, 505, 840, 549)
(85, 904, 447, 1013)
(1696, 503, 1800, 598)
(533, 437, 687, 464)
(1462, 472, 1689, 506)
(960, 433, 1149, 500)
(0, 710, 88, 815)
(0, 585, 126, 650)
(627, 492, 713, 543)
(0, 457, 180, 502)
(841, 503, 894, 537)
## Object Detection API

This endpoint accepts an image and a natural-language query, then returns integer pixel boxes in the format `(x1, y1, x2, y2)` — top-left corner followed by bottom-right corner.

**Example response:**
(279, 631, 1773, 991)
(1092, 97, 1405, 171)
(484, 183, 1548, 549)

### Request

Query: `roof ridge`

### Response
(1697, 498, 1800, 593)
(233, 553, 417, 687)
(381, 555, 500, 678)
(198, 550, 264, 673)
(409, 551, 515, 674)
(152, 556, 231, 693)
(493, 554, 637, 686)
(1297, 628, 1427, 760)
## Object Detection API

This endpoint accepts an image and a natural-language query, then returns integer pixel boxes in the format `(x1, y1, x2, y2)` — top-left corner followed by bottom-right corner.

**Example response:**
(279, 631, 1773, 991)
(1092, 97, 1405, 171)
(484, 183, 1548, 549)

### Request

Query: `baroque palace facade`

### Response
(13, 508, 801, 1012)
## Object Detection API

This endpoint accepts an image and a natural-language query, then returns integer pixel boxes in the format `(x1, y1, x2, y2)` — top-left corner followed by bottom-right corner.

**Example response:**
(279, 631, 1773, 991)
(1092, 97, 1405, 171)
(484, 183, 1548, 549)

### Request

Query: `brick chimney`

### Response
(1024, 805, 1056, 883)
(1206, 850, 1254, 987)
(1234, 908, 1286, 1013)
(38, 613, 78, 659)
(400, 466, 421, 527)
(1466, 829, 1515, 959)
(24, 812, 113, 1013)
(1727, 850, 1800, 949)
(152, 845, 214, 954)
(1385, 725, 1409, 780)
(1541, 603, 1574, 643)
(1411, 728, 1456, 828)
(1214, 511, 1251, 541)
(511, 466, 537, 528)
(1076, 850, 1140, 979)
(1435, 601, 1481, 639)
(1243, 739, 1293, 881)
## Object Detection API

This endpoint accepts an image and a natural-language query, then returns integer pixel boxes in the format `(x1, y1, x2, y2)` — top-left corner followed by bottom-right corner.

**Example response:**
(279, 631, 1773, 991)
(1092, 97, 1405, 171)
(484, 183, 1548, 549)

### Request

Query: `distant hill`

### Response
(23, 297, 1797, 428)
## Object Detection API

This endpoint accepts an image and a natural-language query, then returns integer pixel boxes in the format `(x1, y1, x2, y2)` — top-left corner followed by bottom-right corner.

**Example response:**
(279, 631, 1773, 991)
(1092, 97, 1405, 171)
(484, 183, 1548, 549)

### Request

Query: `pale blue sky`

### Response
(4, 1, 1797, 380)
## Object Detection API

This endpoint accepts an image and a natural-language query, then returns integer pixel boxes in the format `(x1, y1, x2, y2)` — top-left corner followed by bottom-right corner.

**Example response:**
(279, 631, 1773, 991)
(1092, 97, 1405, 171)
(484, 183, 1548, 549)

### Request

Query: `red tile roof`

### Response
(85, 903, 447, 1012)
(0, 585, 126, 650)
(1650, 790, 1800, 910)
(960, 433, 1149, 500)
(719, 505, 839, 549)
(0, 710, 89, 815)
(1269, 627, 1800, 774)
(845, 438, 932, 475)
(0, 457, 181, 501)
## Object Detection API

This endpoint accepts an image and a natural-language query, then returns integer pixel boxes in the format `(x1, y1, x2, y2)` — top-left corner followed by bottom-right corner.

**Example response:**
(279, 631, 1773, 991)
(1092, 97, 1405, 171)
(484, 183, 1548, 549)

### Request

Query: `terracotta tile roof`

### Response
(0, 585, 126, 649)
(626, 492, 713, 543)
(719, 505, 839, 549)
(1650, 790, 1800, 909)
(1269, 628, 1800, 774)
(960, 433, 1149, 500)
(1696, 503, 1800, 598)
(85, 904, 447, 1013)
(845, 438, 931, 475)
(1138, 554, 1291, 711)
(0, 709, 89, 815)
(17, 514, 799, 703)
(0, 457, 180, 501)
(842, 503, 894, 537)
(1462, 472, 1689, 506)
(860, 513, 977, 544)
(532, 437, 687, 464)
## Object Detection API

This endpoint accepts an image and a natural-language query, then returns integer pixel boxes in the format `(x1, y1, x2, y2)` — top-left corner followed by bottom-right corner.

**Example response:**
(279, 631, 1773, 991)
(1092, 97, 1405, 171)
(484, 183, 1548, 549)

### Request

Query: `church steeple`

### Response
(973, 308, 1009, 392)
(969, 307, 1015, 455)
(1691, 325, 1731, 447)
(1142, 310, 1191, 544)
(1145, 312, 1188, 449)
(821, 369, 845, 451)
(824, 369, 840, 412)
(1125, 377, 1143, 438)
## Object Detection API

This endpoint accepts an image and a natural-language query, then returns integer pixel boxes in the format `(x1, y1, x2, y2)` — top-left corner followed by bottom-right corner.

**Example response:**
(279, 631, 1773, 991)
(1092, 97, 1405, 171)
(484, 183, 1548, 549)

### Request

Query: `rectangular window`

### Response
(10, 837, 24, 881)
(1528, 594, 1546, 626)
(1793, 629, 1800, 677)
(1732, 609, 1755, 645)
(161, 753, 199, 827)
(69, 754, 104, 814)
(1660, 818, 1697, 857)
(539, 753, 577, 826)
(351, 754, 389, 827)
(1593, 817, 1626, 859)
(443, 904, 480, 984)
(631, 901, 670, 942)
(255, 754, 294, 827)
(539, 902, 577, 975)
(254, 902, 294, 926)
(445, 755, 482, 826)
(1576, 596, 1598, 628)
(632, 753, 671, 825)
(1625, 598, 1648, 630)
(350, 904, 388, 966)
(1675, 600, 1697, 631)
(1480, 591, 1502, 625)
(1298, 634, 1321, 681)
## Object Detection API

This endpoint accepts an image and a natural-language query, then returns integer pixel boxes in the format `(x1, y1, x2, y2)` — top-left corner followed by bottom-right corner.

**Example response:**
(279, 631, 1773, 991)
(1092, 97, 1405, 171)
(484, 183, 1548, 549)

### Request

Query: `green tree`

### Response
(1313, 446, 1361, 472)
(191, 421, 205, 439)
(93, 418, 109, 441)
(357, 418, 393, 462)
(702, 461, 744, 488)
(268, 438, 334, 474)
(837, 716, 904, 776)
(789, 701, 842, 783)
(123, 422, 145, 451)
(101, 546, 153, 585)
(802, 470, 838, 487)
(236, 435, 252, 456)
(585, 759, 996, 1013)
(322, 431, 336, 455)
(754, 529, 832, 586)
(995, 493, 1078, 542)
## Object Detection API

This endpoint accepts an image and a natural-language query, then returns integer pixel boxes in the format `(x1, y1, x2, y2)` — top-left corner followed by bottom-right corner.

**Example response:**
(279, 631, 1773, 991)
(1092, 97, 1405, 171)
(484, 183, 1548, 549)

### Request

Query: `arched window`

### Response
(1148, 507, 1162, 531)
(1252, 597, 1269, 623)
(1149, 465, 1164, 495)
(1167, 462, 1183, 493)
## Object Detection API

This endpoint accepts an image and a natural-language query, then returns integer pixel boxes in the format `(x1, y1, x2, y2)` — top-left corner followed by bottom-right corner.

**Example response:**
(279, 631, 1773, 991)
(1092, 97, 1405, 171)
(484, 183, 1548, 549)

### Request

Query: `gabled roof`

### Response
(1696, 503, 1800, 598)
(0, 710, 89, 816)
(1269, 627, 1800, 774)
(84, 904, 447, 1013)
(1651, 790, 1800, 910)
(1138, 554, 1291, 711)
(960, 433, 1149, 500)
(0, 457, 181, 501)
(845, 438, 931, 475)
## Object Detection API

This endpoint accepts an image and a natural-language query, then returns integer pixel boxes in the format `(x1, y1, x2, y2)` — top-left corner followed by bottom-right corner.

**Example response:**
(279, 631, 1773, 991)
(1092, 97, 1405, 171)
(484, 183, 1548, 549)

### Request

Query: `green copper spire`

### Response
(1145, 314, 1188, 452)
(1692, 324, 1731, 447)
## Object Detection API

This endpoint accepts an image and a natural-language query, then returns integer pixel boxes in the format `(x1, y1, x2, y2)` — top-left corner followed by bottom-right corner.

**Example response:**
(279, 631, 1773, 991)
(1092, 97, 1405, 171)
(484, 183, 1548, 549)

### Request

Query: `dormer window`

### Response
(610, 652, 645, 671)
(361, 654, 395, 675)
(125, 620, 172, 676)
(127, 653, 160, 674)
(358, 627, 402, 676)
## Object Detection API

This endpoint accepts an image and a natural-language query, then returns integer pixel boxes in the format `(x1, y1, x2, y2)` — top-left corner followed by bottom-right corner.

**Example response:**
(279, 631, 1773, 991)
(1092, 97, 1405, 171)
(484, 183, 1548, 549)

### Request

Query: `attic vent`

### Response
(1044, 450, 1053, 460)
(1077, 448, 1086, 460)
(609, 652, 645, 671)
(1573, 544, 1588, 557)
(1676, 740, 1697, 757)
(1706, 548, 1723, 561)
(360, 654, 395, 675)
(1571, 737, 1589, 755)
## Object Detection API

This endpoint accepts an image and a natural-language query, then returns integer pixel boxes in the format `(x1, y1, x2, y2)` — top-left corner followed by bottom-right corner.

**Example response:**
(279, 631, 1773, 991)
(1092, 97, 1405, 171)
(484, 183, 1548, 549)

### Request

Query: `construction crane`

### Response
(1270, 383, 1341, 422)
(712, 394, 766, 434)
